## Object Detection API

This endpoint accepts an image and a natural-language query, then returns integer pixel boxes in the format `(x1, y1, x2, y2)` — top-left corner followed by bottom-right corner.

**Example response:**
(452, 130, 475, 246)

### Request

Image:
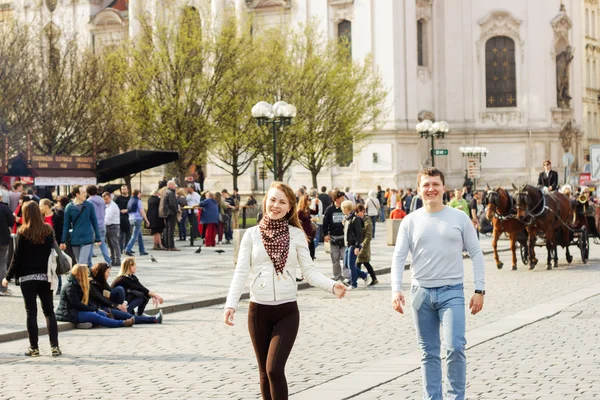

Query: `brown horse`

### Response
(513, 184, 573, 270)
(486, 187, 528, 270)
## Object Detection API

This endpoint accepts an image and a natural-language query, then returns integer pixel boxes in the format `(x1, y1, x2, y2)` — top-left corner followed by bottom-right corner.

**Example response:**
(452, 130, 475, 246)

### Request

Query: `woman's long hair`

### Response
(298, 194, 311, 214)
(90, 262, 111, 289)
(119, 257, 136, 277)
(72, 264, 90, 305)
(262, 182, 302, 230)
(18, 201, 53, 244)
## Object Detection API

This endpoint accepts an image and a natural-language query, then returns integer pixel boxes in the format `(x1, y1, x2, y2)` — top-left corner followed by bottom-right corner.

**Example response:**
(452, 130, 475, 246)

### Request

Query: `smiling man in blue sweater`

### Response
(391, 167, 485, 400)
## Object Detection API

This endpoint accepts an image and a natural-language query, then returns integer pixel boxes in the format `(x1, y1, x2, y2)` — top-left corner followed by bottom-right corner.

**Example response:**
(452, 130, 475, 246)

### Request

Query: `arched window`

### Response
(338, 20, 352, 57)
(485, 36, 516, 108)
(417, 19, 427, 66)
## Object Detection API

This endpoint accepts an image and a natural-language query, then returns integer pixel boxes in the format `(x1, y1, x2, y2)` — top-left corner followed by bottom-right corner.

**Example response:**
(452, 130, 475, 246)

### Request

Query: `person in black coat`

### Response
(89, 262, 161, 324)
(0, 193, 14, 296)
(2, 201, 59, 356)
(56, 264, 134, 328)
(147, 190, 166, 250)
(341, 201, 371, 289)
(111, 257, 163, 316)
(537, 160, 559, 191)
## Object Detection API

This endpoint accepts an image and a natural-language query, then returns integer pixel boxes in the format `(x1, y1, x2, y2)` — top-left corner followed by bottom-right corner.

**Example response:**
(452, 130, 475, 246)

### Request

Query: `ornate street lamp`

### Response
(415, 119, 450, 167)
(459, 146, 489, 190)
(251, 100, 297, 180)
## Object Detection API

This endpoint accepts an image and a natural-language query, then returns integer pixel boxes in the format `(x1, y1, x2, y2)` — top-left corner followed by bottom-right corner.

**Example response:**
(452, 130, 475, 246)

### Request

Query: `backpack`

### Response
(127, 197, 139, 214)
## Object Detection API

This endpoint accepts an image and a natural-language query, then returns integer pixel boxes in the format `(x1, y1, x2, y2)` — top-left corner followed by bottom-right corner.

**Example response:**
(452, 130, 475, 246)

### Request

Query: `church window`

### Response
(586, 8, 590, 36)
(417, 19, 427, 66)
(338, 20, 352, 58)
(485, 36, 516, 108)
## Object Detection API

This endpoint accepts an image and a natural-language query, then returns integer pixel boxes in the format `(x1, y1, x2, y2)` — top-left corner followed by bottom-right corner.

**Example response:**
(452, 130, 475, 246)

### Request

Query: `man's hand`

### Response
(548, 186, 554, 191)
(324, 235, 330, 242)
(2, 278, 8, 288)
(391, 292, 406, 314)
(469, 293, 484, 315)
(59, 243, 66, 251)
(354, 248, 359, 256)
(121, 209, 127, 214)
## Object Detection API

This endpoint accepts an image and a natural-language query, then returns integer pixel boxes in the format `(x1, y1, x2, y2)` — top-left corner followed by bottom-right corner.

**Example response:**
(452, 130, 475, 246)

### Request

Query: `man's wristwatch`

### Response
(474, 290, 485, 295)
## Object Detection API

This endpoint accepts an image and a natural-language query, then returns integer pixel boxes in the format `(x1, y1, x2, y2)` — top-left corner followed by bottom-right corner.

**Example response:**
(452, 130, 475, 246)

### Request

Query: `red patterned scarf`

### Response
(259, 214, 290, 278)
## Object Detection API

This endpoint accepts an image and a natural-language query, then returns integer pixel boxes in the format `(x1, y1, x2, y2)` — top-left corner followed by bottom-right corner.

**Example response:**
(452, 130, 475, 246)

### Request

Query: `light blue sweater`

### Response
(391, 206, 485, 292)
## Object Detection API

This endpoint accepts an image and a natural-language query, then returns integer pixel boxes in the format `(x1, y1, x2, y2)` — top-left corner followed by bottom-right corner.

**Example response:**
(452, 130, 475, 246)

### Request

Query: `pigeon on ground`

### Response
(150, 255, 158, 263)
(215, 249, 225, 254)
(194, 246, 202, 254)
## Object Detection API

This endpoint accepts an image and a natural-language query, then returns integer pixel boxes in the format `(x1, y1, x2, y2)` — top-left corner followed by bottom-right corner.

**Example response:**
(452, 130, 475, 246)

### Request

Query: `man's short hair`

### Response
(543, 159, 552, 166)
(102, 192, 111, 198)
(71, 185, 83, 198)
(234, 188, 239, 192)
(356, 204, 365, 213)
(221, 189, 228, 194)
(13, 181, 22, 190)
(335, 191, 346, 199)
(416, 167, 446, 187)
(321, 186, 327, 193)
(58, 196, 69, 208)
(87, 185, 98, 196)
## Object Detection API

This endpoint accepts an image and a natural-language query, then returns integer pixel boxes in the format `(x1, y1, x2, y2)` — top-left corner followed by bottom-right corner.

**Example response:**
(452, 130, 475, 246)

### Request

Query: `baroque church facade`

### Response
(1, 0, 592, 192)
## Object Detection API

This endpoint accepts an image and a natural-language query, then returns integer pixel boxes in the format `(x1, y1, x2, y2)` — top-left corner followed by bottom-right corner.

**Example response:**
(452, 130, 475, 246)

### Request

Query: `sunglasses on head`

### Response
(544, 163, 550, 166)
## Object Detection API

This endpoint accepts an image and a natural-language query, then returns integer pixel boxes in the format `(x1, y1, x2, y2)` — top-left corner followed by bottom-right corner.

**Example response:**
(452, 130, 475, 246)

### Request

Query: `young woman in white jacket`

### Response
(224, 182, 347, 399)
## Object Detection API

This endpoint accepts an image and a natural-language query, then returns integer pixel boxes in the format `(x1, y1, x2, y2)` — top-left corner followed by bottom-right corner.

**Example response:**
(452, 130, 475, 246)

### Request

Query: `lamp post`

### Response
(416, 119, 450, 167)
(251, 100, 297, 180)
(459, 146, 489, 190)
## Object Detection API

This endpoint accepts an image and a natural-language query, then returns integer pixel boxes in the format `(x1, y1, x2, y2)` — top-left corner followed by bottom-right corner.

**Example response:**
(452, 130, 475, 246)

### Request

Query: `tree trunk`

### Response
(232, 168, 239, 191)
(178, 169, 187, 188)
(311, 170, 318, 189)
(123, 174, 134, 194)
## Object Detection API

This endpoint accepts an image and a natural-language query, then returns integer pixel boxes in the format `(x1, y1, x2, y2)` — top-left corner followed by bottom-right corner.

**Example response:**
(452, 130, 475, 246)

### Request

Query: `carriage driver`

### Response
(538, 160, 559, 191)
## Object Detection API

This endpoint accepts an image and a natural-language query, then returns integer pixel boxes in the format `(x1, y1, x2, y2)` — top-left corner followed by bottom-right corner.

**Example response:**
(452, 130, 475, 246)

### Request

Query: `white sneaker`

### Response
(363, 275, 373, 288)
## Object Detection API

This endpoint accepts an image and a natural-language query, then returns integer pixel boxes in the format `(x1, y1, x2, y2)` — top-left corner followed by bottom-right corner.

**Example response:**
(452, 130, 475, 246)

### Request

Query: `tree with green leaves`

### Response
(285, 24, 388, 188)
(207, 16, 268, 189)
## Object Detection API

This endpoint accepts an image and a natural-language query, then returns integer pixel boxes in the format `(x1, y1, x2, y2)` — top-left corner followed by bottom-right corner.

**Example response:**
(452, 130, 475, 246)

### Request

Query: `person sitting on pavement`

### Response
(341, 201, 371, 289)
(57, 263, 135, 328)
(390, 201, 407, 220)
(89, 262, 162, 324)
(111, 257, 164, 316)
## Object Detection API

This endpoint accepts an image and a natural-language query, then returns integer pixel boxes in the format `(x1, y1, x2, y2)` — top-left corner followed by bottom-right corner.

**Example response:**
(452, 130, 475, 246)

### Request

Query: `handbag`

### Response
(310, 222, 318, 234)
(53, 241, 73, 275)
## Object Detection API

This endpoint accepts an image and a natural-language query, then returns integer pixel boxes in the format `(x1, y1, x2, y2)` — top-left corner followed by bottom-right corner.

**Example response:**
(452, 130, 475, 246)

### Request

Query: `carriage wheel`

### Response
(579, 226, 590, 264)
(520, 243, 529, 265)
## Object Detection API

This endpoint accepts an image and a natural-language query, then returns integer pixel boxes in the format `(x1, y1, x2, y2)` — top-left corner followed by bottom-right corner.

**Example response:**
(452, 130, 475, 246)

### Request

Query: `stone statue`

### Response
(556, 45, 574, 108)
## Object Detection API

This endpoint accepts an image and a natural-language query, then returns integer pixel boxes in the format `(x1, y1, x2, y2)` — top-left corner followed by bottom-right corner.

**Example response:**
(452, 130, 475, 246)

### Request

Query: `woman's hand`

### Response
(224, 308, 235, 326)
(333, 282, 347, 299)
(1, 278, 8, 288)
(118, 304, 127, 312)
(59, 243, 66, 251)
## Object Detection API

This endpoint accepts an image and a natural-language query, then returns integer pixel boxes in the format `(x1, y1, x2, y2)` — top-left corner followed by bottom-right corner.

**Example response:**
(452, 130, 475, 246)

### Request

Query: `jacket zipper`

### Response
(251, 272, 261, 288)
(286, 270, 294, 281)
(272, 270, 276, 301)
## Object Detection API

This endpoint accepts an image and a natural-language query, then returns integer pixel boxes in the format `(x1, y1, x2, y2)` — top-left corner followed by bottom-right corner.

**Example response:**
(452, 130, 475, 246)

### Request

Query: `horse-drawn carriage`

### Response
(486, 184, 599, 271)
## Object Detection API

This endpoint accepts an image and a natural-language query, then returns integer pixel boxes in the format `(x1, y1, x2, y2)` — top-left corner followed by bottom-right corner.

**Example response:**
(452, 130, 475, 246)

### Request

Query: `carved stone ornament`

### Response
(245, 0, 291, 10)
(329, 0, 353, 22)
(476, 11, 525, 64)
(585, 0, 599, 5)
(550, 4, 573, 58)
(479, 111, 523, 126)
(416, 0, 432, 22)
(45, 0, 57, 12)
(559, 120, 578, 153)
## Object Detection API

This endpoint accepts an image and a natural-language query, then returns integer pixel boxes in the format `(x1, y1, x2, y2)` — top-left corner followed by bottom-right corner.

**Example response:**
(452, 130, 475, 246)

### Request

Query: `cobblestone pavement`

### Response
(0, 232, 508, 338)
(0, 247, 599, 399)
(358, 294, 600, 400)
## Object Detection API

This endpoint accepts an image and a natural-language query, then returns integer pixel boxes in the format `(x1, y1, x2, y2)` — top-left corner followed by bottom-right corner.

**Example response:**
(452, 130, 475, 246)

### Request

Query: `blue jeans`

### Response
(372, 218, 377, 238)
(109, 286, 126, 305)
(89, 226, 111, 266)
(101, 306, 156, 324)
(379, 205, 385, 222)
(72, 244, 93, 267)
(314, 225, 322, 249)
(76, 311, 124, 328)
(411, 284, 467, 400)
(344, 246, 366, 288)
(126, 219, 145, 254)
(178, 213, 188, 240)
(128, 296, 149, 316)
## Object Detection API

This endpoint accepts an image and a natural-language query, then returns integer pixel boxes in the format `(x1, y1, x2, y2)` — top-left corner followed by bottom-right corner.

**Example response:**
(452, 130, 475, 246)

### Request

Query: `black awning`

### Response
(96, 150, 180, 183)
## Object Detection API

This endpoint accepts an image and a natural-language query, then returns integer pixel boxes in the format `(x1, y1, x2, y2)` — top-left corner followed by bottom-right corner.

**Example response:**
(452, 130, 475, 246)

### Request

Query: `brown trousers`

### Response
(248, 301, 300, 400)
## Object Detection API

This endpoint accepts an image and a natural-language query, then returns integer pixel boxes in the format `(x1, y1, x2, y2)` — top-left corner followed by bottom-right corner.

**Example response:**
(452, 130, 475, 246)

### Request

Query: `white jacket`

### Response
(225, 225, 335, 310)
